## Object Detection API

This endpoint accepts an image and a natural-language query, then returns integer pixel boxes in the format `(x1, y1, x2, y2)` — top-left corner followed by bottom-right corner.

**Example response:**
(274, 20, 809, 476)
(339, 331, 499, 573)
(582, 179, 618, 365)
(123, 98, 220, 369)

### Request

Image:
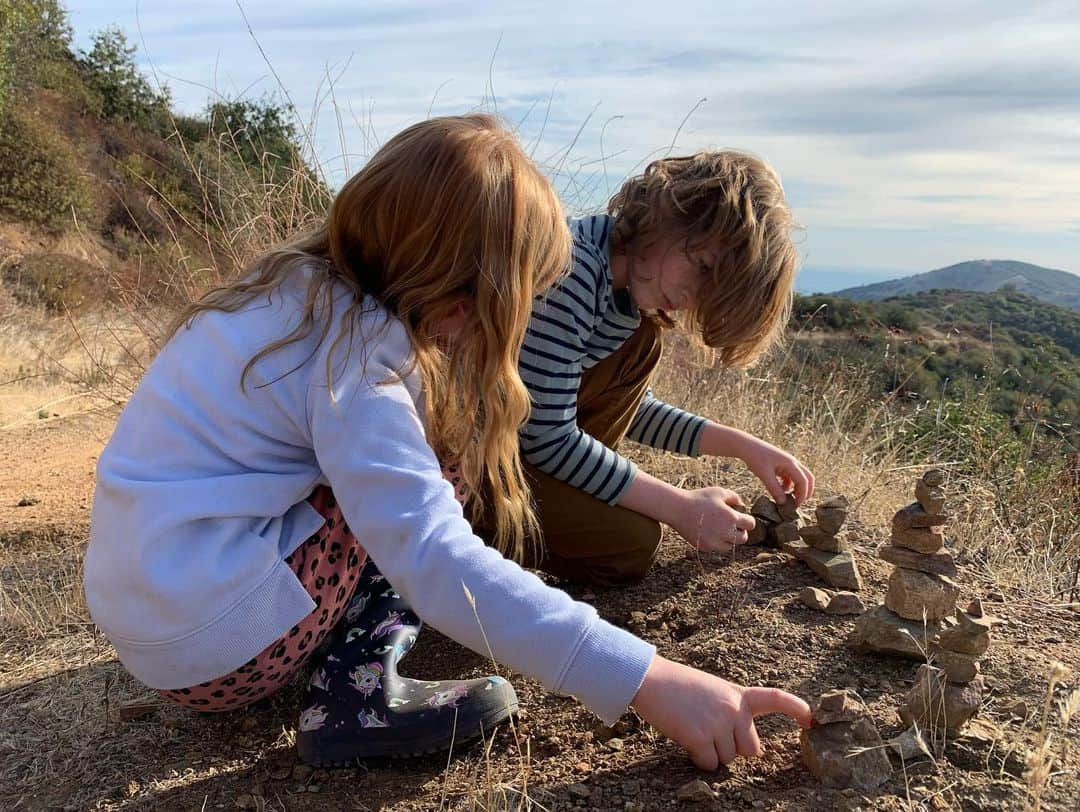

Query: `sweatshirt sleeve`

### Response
(625, 388, 708, 457)
(519, 243, 638, 504)
(307, 360, 655, 724)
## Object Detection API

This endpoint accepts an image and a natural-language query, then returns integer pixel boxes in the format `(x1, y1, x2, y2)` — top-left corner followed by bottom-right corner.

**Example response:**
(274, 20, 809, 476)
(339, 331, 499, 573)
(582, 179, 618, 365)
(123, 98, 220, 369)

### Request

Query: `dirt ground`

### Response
(1, 409, 1079, 811)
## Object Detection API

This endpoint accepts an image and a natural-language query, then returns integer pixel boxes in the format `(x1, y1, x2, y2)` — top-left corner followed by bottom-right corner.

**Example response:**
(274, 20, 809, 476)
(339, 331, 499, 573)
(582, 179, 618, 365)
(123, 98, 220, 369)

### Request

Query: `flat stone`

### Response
(774, 520, 800, 544)
(922, 469, 946, 488)
(819, 494, 850, 510)
(786, 540, 862, 590)
(826, 591, 867, 615)
(747, 522, 769, 544)
(879, 544, 957, 577)
(933, 648, 981, 683)
(849, 605, 942, 660)
(800, 586, 832, 611)
(899, 665, 982, 734)
(800, 717, 893, 790)
(777, 493, 800, 521)
(567, 783, 592, 798)
(751, 495, 782, 524)
(885, 568, 960, 621)
(812, 689, 868, 725)
(816, 496, 849, 534)
(676, 779, 715, 803)
(937, 613, 991, 656)
(891, 525, 946, 554)
(915, 480, 946, 514)
(887, 726, 933, 761)
(893, 502, 949, 530)
(799, 524, 845, 552)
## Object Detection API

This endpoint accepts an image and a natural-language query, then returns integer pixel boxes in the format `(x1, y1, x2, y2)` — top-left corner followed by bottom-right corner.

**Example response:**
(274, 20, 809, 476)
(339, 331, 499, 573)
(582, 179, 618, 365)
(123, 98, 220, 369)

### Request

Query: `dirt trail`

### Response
(0, 411, 113, 541)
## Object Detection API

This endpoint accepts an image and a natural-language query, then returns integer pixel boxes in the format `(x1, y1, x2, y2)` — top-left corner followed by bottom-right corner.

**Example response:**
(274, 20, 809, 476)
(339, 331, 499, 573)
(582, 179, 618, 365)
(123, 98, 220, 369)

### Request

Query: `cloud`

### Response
(66, 0, 1080, 274)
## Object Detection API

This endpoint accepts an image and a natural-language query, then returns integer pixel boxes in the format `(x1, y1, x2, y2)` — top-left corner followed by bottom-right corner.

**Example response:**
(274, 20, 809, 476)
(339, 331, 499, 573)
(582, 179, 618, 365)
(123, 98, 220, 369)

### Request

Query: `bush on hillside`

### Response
(0, 0, 79, 112)
(3, 251, 97, 311)
(79, 26, 170, 131)
(0, 106, 89, 231)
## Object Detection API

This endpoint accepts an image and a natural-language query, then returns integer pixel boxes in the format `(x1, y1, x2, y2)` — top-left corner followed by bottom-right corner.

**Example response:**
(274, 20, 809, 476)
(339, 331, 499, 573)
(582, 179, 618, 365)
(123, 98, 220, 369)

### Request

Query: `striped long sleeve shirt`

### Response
(519, 215, 708, 504)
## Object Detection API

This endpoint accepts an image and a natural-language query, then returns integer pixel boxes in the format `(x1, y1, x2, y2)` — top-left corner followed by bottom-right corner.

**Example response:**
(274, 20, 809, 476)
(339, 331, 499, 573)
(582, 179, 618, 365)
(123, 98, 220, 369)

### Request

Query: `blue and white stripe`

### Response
(519, 215, 708, 504)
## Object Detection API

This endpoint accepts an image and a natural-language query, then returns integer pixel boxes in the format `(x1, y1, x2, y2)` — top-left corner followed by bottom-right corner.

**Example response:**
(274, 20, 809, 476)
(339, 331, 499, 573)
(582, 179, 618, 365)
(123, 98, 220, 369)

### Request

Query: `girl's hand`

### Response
(737, 437, 815, 506)
(631, 656, 812, 769)
(671, 487, 756, 552)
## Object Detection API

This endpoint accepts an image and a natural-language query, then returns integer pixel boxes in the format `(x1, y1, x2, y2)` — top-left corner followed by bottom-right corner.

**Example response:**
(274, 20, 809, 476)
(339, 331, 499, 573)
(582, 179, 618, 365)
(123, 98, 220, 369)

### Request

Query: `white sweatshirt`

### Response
(85, 266, 655, 723)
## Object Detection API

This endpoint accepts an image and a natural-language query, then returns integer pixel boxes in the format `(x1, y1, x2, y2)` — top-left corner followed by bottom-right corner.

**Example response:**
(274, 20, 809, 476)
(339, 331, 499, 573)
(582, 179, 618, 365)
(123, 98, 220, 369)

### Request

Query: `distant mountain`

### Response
(795, 265, 909, 295)
(833, 260, 1080, 310)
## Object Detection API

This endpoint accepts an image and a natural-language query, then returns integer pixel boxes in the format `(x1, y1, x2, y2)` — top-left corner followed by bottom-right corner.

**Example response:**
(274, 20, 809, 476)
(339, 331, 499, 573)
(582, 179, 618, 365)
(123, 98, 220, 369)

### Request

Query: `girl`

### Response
(85, 115, 810, 770)
(517, 151, 815, 585)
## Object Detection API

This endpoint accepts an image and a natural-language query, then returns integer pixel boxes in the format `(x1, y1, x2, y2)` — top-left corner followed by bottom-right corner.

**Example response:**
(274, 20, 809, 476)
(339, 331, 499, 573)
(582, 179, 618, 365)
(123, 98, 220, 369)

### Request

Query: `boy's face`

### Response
(627, 237, 712, 313)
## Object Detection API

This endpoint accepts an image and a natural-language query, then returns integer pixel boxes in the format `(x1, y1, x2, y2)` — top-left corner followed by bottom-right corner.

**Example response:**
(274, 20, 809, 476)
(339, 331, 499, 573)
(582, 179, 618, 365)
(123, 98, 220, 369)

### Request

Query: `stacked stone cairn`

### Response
(851, 469, 957, 658)
(899, 598, 992, 736)
(800, 689, 892, 790)
(756, 492, 863, 591)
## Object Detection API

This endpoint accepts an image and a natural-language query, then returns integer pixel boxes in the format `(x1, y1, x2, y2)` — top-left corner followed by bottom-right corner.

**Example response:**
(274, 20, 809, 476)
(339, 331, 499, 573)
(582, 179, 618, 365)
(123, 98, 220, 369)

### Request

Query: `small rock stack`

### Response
(851, 470, 956, 658)
(899, 598, 992, 735)
(800, 689, 892, 790)
(774, 494, 862, 591)
(748, 493, 800, 546)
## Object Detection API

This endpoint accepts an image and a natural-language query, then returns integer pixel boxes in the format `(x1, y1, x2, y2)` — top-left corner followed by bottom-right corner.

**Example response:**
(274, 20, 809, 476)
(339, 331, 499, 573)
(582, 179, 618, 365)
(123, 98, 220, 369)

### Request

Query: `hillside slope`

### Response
(834, 260, 1080, 310)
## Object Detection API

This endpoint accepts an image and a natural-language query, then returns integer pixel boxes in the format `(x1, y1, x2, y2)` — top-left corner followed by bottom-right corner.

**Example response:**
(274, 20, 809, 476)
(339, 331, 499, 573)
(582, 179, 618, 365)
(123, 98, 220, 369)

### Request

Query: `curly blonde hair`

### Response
(169, 114, 571, 563)
(608, 150, 798, 368)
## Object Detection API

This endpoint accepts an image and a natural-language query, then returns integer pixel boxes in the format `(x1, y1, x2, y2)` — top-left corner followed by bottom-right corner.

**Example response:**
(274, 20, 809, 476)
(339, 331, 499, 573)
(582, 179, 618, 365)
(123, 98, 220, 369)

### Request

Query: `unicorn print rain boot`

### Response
(296, 559, 519, 765)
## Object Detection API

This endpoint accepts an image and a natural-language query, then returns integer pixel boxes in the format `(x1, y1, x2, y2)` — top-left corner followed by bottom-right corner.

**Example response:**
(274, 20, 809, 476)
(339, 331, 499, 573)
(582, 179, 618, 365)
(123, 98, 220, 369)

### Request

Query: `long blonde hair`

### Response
(609, 150, 798, 368)
(169, 114, 571, 562)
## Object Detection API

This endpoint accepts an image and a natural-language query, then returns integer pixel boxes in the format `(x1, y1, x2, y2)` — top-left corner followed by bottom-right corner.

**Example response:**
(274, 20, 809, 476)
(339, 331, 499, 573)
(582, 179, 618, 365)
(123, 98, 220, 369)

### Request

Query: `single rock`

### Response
(676, 779, 716, 803)
(816, 496, 849, 534)
(751, 495, 782, 524)
(799, 524, 844, 552)
(605, 737, 624, 751)
(849, 605, 942, 660)
(800, 717, 892, 790)
(887, 726, 933, 761)
(922, 469, 945, 488)
(786, 540, 862, 590)
(774, 520, 800, 544)
(879, 544, 957, 577)
(291, 764, 313, 782)
(826, 591, 867, 615)
(885, 568, 960, 621)
(915, 479, 946, 514)
(891, 525, 946, 554)
(568, 783, 592, 798)
(747, 522, 769, 544)
(899, 665, 982, 734)
(16, 494, 40, 507)
(932, 648, 981, 683)
(937, 612, 991, 656)
(966, 598, 984, 618)
(893, 502, 949, 530)
(777, 493, 800, 521)
(812, 689, 868, 725)
(800, 586, 832, 611)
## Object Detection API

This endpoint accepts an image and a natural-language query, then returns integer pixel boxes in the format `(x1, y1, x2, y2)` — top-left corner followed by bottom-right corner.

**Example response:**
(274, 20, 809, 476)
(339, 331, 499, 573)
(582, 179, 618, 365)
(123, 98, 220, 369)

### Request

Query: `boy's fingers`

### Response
(743, 687, 813, 728)
(690, 744, 719, 771)
(735, 715, 762, 758)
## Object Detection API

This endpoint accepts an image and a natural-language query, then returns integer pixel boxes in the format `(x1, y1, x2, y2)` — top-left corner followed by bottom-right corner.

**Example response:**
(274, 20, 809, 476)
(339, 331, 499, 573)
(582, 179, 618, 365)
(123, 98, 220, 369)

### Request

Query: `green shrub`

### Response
(79, 26, 170, 131)
(0, 106, 89, 231)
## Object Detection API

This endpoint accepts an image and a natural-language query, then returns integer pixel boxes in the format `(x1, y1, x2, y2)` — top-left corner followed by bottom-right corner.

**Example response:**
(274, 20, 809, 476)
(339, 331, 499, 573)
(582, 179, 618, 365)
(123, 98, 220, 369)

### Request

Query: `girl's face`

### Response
(626, 238, 713, 313)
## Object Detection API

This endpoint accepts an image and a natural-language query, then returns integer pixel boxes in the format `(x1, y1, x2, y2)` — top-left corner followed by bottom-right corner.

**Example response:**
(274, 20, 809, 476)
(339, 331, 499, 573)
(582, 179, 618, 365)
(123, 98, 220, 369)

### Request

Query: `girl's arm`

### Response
(308, 360, 654, 725)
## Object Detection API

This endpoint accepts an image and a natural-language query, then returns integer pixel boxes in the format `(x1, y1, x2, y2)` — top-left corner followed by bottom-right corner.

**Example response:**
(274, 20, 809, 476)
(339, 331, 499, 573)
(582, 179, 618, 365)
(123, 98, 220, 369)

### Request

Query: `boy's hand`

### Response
(737, 437, 815, 506)
(631, 655, 812, 769)
(673, 487, 756, 552)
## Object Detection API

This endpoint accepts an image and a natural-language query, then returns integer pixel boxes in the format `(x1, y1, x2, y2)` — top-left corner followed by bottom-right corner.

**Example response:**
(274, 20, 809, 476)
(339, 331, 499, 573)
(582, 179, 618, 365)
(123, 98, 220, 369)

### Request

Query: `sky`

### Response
(66, 1, 1080, 280)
